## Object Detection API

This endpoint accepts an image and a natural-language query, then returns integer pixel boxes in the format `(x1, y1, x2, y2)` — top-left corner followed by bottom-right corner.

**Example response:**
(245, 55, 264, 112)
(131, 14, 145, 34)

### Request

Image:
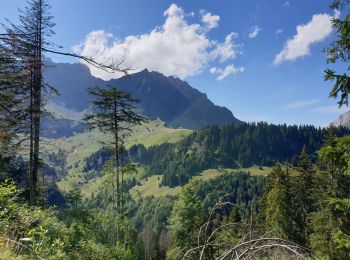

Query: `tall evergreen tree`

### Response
(294, 146, 315, 245)
(264, 163, 297, 241)
(1, 0, 55, 205)
(310, 135, 350, 258)
(83, 85, 146, 213)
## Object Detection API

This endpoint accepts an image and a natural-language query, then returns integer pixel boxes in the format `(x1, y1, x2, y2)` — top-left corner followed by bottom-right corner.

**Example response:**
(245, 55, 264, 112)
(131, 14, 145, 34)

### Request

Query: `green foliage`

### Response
(292, 147, 316, 244)
(168, 173, 264, 258)
(0, 178, 146, 259)
(0, 179, 69, 259)
(318, 134, 350, 176)
(309, 134, 350, 258)
(168, 180, 204, 251)
(196, 172, 264, 218)
(131, 196, 174, 234)
(326, 0, 350, 107)
(263, 164, 298, 240)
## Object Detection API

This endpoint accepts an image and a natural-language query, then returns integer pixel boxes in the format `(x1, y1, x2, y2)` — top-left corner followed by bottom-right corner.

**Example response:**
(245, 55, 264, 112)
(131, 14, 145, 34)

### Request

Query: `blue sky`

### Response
(1, 0, 348, 126)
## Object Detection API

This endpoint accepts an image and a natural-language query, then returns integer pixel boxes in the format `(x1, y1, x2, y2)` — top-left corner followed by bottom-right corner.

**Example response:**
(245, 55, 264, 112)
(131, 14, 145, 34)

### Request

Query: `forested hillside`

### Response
(117, 123, 349, 186)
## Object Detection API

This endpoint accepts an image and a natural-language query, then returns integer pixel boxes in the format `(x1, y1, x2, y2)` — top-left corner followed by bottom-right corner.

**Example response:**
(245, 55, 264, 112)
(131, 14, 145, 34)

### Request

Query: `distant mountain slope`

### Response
(127, 123, 350, 187)
(332, 111, 350, 128)
(44, 62, 242, 129)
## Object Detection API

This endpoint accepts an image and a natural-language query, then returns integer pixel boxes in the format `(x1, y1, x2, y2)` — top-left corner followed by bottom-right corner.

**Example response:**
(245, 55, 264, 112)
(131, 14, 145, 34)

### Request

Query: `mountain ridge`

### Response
(43, 62, 242, 130)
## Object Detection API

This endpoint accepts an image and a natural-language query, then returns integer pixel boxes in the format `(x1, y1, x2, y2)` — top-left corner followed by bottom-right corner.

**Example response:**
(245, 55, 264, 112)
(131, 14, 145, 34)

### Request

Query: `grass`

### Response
(40, 119, 192, 195)
(79, 166, 145, 198)
(129, 166, 273, 200)
(125, 119, 192, 148)
(130, 175, 181, 200)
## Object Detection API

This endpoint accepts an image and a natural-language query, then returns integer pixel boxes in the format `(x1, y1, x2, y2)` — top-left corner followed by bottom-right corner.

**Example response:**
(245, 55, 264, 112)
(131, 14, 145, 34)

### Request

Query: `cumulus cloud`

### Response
(248, 26, 261, 38)
(210, 64, 245, 81)
(274, 10, 340, 65)
(201, 10, 220, 29)
(285, 99, 320, 109)
(209, 32, 241, 63)
(73, 4, 242, 80)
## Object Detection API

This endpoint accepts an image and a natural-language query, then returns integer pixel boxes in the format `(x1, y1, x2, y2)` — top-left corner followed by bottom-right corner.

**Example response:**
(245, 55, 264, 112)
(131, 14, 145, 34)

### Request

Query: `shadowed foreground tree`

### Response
(0, 0, 129, 205)
(0, 43, 29, 158)
(1, 0, 57, 205)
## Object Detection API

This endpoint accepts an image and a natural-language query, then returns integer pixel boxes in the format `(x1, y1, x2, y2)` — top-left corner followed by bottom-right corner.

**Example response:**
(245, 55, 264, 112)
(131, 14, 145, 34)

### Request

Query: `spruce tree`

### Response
(83, 85, 146, 213)
(0, 43, 29, 157)
(1, 0, 55, 205)
(310, 135, 350, 258)
(294, 146, 315, 245)
(264, 163, 297, 241)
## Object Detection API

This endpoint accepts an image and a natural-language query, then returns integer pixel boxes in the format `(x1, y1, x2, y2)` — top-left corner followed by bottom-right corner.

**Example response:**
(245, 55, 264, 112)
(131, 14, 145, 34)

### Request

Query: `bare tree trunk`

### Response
(121, 155, 124, 214)
(113, 95, 120, 243)
(29, 71, 34, 206)
(31, 0, 43, 205)
(114, 96, 120, 212)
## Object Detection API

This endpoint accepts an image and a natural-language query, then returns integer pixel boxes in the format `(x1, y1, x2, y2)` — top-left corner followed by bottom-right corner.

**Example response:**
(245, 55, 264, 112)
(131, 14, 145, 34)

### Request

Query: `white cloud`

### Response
(275, 29, 283, 35)
(210, 64, 245, 81)
(285, 99, 320, 109)
(248, 26, 261, 38)
(209, 67, 217, 74)
(312, 105, 348, 114)
(209, 32, 240, 63)
(73, 4, 242, 80)
(283, 1, 290, 7)
(201, 10, 220, 29)
(274, 10, 339, 65)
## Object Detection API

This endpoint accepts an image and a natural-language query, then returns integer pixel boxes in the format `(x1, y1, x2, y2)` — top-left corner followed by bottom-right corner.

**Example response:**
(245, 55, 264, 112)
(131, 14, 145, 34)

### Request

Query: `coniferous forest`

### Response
(1, 0, 350, 259)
